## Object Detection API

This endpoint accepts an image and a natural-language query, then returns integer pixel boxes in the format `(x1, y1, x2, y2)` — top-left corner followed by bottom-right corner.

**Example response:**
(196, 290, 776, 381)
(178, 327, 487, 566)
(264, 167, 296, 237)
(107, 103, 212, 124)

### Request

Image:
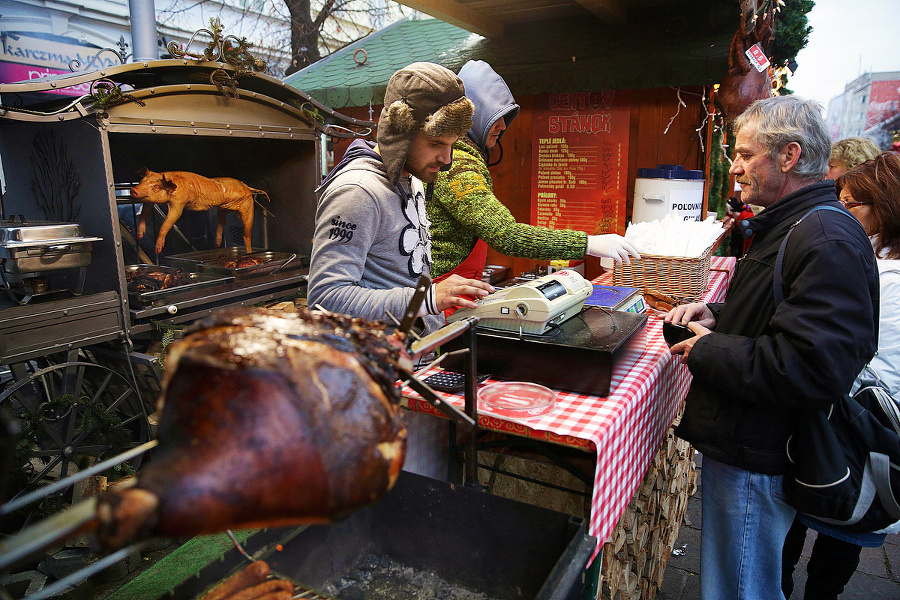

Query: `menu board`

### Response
(531, 91, 631, 235)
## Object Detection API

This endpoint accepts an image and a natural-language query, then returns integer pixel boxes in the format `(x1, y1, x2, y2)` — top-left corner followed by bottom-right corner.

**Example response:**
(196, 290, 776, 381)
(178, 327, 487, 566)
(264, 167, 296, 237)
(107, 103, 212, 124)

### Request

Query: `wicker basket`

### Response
(613, 244, 714, 300)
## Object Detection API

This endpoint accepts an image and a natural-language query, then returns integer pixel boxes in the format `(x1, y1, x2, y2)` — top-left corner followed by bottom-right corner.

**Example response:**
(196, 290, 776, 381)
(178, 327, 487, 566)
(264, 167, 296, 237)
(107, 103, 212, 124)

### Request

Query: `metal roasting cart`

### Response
(0, 54, 376, 597)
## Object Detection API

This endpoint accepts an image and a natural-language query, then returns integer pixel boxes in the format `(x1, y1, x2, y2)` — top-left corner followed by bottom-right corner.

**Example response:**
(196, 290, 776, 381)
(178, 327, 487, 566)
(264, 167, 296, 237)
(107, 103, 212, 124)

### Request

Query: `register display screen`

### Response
(535, 280, 567, 301)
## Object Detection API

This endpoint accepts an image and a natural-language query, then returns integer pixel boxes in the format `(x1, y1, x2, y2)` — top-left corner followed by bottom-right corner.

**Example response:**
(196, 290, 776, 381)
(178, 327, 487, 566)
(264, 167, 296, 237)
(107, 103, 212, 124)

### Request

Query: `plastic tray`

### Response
(478, 381, 557, 418)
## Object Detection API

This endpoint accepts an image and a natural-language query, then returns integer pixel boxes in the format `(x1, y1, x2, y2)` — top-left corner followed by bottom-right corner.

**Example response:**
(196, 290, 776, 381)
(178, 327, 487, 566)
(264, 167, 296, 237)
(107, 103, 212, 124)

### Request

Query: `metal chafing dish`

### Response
(0, 218, 102, 274)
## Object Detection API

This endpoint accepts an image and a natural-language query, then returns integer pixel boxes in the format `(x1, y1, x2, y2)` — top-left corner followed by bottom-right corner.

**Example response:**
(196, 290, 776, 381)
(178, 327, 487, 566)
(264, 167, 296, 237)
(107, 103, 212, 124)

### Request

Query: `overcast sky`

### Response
(786, 0, 898, 106)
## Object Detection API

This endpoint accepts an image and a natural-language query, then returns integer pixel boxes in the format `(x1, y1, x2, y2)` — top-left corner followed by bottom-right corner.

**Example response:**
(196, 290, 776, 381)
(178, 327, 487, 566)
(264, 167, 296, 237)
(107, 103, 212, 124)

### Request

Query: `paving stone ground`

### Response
(658, 454, 900, 600)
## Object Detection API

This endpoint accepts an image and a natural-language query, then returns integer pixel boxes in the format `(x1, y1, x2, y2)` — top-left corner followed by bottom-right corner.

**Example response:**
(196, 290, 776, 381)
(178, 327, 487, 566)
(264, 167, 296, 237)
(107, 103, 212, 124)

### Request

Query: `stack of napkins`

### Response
(624, 212, 724, 258)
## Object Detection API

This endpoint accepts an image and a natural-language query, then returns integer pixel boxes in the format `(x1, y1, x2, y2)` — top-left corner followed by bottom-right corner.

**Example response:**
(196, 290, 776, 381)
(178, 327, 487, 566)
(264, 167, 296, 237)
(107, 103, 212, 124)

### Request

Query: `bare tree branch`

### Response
(156, 0, 416, 77)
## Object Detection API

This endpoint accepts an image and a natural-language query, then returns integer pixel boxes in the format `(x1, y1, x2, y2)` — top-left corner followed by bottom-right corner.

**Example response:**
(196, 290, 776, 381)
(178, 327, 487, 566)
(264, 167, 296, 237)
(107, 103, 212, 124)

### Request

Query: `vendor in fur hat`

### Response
(308, 62, 494, 334)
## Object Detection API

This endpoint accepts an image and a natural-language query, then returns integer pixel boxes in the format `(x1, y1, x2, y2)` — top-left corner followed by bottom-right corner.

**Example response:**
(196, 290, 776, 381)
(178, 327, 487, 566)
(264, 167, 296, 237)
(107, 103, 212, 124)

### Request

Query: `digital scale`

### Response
(585, 284, 646, 313)
(442, 274, 648, 396)
(447, 270, 593, 335)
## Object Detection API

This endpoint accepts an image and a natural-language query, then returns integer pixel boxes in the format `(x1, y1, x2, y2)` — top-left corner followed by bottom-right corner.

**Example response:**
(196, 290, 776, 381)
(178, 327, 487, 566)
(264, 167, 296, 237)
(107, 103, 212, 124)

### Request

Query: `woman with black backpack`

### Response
(782, 151, 900, 599)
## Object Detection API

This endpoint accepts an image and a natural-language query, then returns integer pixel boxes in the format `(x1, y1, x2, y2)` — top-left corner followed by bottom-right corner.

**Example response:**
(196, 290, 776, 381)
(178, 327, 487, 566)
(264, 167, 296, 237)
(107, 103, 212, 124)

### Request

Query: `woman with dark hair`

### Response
(782, 151, 900, 599)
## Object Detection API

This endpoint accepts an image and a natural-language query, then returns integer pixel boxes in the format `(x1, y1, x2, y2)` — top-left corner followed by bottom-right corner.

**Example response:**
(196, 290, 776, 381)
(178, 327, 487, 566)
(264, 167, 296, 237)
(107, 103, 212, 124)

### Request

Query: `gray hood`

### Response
(457, 60, 519, 156)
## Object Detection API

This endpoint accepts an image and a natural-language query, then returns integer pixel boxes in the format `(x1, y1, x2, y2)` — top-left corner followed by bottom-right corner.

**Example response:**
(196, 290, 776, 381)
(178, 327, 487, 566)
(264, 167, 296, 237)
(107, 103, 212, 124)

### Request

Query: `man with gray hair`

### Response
(664, 95, 880, 600)
(309, 62, 494, 333)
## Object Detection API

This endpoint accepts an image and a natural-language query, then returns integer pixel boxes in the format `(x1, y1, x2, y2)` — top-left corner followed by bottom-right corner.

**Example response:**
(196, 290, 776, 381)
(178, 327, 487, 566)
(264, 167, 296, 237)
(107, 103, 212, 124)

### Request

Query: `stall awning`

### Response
(283, 1, 739, 108)
(283, 19, 481, 108)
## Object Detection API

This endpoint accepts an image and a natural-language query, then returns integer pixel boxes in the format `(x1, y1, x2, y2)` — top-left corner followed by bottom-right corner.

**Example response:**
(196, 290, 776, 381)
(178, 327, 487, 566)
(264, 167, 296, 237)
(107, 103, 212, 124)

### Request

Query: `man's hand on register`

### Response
(433, 275, 494, 312)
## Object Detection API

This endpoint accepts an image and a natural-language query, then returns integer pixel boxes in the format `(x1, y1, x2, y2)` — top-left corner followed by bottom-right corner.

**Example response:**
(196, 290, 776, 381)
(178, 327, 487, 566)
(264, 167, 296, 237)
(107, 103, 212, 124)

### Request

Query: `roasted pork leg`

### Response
(96, 308, 408, 548)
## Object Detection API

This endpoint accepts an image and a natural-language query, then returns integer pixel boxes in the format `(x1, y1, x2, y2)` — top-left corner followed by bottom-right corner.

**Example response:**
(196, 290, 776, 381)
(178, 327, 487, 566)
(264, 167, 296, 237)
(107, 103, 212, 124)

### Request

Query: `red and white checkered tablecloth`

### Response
(402, 255, 736, 560)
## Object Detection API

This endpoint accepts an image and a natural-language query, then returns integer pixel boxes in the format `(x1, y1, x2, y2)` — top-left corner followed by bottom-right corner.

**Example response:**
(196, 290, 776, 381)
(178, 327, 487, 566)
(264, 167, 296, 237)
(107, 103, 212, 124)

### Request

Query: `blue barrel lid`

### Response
(636, 164, 704, 180)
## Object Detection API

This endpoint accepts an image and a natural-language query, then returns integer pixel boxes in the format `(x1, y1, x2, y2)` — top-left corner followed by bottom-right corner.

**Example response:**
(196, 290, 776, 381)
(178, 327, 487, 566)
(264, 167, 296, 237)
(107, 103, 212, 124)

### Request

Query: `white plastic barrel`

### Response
(631, 164, 705, 223)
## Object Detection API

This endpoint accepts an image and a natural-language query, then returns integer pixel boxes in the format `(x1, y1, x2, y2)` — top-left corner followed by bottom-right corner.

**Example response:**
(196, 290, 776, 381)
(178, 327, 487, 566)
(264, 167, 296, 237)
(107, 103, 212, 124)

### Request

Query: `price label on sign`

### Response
(745, 43, 770, 72)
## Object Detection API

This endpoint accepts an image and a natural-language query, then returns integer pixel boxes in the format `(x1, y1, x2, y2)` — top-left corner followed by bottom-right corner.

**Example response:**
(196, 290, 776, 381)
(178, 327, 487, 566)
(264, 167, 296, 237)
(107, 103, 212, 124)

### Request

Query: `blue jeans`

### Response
(700, 456, 796, 600)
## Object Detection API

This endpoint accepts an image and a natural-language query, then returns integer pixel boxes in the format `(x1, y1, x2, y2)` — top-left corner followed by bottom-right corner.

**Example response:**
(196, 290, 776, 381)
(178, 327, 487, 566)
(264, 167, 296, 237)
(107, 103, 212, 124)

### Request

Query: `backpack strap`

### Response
(773, 205, 866, 306)
(870, 452, 900, 521)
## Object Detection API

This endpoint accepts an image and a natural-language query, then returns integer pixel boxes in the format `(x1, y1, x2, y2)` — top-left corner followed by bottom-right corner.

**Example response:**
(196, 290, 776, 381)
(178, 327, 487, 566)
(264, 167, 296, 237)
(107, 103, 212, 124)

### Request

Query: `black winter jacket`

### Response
(675, 181, 879, 474)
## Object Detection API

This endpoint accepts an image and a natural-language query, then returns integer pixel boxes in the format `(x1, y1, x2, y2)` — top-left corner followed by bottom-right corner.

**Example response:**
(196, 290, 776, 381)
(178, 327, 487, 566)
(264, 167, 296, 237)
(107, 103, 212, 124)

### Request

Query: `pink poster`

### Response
(530, 91, 631, 235)
(0, 62, 91, 96)
(865, 80, 900, 130)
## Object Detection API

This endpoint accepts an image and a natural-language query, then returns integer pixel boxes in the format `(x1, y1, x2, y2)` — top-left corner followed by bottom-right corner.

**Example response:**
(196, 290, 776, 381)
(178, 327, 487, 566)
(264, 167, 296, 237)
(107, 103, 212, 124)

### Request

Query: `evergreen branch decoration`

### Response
(286, 99, 326, 125)
(302, 107, 325, 124)
(167, 18, 268, 98)
(87, 79, 146, 111)
(30, 128, 82, 222)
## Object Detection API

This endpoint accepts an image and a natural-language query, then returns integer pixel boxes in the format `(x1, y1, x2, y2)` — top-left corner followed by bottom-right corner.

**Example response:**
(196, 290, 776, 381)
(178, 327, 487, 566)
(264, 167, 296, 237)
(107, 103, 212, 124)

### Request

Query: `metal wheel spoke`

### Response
(86, 371, 114, 404)
(1, 359, 150, 513)
(27, 455, 64, 484)
(100, 388, 134, 416)
(31, 449, 65, 458)
(66, 444, 110, 455)
(65, 363, 87, 400)
(119, 413, 145, 427)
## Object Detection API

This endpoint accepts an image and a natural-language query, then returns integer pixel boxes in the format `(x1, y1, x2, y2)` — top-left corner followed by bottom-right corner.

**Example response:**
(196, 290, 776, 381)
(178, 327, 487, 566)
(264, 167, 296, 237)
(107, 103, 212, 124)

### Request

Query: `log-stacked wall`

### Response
(600, 410, 697, 599)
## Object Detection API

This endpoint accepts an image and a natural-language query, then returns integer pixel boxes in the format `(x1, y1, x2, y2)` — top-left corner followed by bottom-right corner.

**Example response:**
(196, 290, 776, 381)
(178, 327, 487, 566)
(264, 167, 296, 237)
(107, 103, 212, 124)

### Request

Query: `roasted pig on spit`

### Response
(95, 307, 408, 549)
(131, 169, 270, 254)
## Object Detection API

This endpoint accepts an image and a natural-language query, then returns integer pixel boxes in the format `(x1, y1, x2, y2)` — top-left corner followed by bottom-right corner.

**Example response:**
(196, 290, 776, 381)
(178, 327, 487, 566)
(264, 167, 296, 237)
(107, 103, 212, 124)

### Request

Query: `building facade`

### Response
(0, 0, 411, 95)
(826, 70, 900, 148)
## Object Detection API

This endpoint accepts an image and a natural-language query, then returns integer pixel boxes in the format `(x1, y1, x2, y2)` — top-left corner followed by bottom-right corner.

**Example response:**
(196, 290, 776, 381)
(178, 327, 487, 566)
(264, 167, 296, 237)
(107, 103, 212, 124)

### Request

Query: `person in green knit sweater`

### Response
(429, 60, 639, 281)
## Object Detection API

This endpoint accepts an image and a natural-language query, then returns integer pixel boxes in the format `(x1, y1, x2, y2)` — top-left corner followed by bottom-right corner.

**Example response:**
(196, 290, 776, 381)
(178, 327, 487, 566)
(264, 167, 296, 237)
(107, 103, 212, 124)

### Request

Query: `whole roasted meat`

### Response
(126, 266, 193, 293)
(222, 256, 266, 269)
(96, 307, 408, 548)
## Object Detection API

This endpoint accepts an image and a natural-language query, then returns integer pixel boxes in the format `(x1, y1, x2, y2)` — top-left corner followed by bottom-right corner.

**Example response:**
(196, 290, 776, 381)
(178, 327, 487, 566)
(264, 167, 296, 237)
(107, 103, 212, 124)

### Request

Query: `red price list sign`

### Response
(531, 91, 631, 235)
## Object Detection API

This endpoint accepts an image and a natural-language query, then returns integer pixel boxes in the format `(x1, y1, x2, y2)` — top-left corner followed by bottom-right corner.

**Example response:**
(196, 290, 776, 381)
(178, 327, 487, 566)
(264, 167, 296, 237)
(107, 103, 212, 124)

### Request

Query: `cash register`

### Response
(447, 270, 593, 335)
(442, 270, 647, 396)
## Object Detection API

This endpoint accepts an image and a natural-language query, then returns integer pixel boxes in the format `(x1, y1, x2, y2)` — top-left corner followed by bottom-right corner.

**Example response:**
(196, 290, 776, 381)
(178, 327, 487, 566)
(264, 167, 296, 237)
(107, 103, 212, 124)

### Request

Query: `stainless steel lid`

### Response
(0, 220, 84, 245)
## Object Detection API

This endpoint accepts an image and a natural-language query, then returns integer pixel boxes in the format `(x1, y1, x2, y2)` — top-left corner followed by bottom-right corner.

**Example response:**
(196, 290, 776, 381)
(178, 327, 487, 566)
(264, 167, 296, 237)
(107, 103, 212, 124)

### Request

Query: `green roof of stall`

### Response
(285, 9, 738, 109)
(283, 19, 479, 108)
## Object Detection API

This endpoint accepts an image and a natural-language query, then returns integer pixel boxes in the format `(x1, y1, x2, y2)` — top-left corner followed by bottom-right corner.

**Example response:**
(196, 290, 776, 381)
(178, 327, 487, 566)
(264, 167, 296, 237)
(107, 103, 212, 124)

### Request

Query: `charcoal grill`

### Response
(82, 473, 595, 600)
(265, 472, 595, 600)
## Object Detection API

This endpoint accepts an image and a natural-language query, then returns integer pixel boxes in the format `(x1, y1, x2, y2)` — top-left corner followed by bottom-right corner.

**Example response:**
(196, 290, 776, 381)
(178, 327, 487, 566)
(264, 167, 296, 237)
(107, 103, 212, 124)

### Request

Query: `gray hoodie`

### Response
(457, 60, 520, 157)
(308, 139, 443, 333)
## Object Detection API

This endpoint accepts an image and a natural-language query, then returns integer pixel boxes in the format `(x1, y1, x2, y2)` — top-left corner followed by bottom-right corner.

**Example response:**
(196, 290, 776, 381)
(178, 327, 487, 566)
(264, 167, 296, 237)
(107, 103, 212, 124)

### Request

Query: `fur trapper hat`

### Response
(376, 62, 474, 186)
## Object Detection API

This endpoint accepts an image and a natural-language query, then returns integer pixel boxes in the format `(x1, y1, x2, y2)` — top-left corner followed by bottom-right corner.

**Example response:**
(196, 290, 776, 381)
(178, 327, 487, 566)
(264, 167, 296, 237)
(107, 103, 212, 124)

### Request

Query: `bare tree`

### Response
(156, 0, 412, 78)
(282, 0, 406, 75)
(283, 0, 332, 74)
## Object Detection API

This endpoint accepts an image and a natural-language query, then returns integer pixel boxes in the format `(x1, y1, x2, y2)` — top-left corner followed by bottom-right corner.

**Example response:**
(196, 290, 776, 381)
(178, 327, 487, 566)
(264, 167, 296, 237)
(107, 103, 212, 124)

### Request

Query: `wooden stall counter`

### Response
(402, 255, 737, 599)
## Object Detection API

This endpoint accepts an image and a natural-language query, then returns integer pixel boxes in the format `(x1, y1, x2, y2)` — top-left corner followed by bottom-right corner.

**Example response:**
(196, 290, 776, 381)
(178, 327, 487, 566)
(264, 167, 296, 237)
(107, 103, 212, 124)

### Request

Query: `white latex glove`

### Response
(586, 234, 641, 265)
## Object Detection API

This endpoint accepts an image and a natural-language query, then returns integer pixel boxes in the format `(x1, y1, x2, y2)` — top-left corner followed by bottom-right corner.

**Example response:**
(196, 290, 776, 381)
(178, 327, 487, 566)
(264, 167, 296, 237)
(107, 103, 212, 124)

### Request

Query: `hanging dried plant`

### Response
(30, 128, 82, 222)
